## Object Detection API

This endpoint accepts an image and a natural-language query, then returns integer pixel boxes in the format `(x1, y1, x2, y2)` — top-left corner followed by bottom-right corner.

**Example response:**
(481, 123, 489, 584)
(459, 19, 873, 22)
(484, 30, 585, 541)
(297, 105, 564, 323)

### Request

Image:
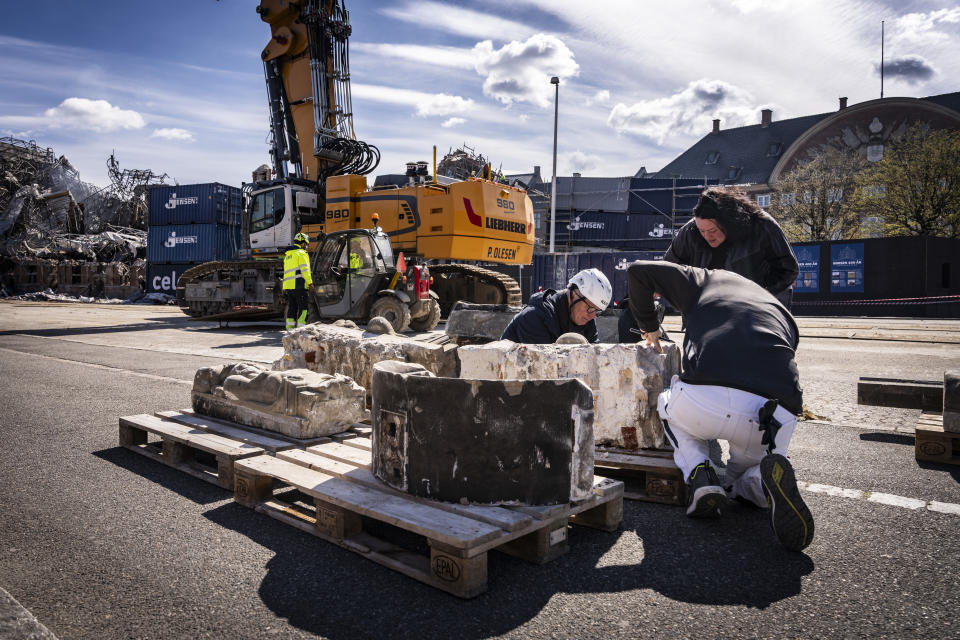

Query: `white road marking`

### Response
(798, 481, 959, 516)
(867, 492, 927, 510)
(801, 483, 864, 500)
(0, 346, 192, 386)
(927, 501, 960, 515)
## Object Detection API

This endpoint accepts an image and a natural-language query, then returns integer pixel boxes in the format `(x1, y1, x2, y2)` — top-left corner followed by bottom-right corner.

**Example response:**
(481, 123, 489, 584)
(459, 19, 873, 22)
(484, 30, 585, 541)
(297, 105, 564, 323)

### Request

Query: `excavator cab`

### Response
(307, 228, 440, 333)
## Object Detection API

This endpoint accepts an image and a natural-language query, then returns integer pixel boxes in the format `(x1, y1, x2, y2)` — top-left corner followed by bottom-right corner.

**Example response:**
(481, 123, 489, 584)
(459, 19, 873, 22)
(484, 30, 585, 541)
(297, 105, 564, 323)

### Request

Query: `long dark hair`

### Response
(693, 187, 761, 241)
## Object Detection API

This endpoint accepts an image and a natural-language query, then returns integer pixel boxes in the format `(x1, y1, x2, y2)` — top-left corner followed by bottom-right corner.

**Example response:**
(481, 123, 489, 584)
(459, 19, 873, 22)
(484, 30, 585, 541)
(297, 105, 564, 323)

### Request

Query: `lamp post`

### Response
(549, 76, 559, 254)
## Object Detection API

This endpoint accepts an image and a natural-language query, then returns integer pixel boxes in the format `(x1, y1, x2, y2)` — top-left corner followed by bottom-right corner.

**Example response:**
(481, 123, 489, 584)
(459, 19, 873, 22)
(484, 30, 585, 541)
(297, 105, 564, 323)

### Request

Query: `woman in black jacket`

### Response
(664, 187, 798, 307)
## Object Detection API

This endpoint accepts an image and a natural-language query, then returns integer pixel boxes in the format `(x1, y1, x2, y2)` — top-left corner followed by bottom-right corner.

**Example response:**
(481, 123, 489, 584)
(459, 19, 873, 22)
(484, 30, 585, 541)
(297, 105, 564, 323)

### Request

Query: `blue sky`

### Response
(2, 0, 959, 190)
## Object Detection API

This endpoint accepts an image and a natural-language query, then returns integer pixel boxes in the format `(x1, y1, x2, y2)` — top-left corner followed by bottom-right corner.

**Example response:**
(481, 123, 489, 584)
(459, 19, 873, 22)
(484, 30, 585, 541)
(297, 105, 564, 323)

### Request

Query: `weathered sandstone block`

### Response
(458, 340, 681, 449)
(371, 360, 595, 505)
(274, 323, 459, 391)
(192, 362, 366, 438)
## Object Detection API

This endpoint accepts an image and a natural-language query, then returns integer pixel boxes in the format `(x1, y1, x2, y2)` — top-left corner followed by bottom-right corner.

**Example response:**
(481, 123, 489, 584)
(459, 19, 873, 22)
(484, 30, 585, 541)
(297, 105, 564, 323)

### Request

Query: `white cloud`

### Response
(352, 43, 475, 69)
(416, 94, 474, 117)
(607, 79, 760, 144)
(564, 150, 602, 174)
(473, 34, 579, 107)
(150, 128, 195, 142)
(352, 83, 474, 118)
(727, 0, 793, 13)
(586, 90, 610, 106)
(380, 1, 533, 41)
(441, 117, 466, 128)
(891, 8, 960, 47)
(43, 98, 145, 133)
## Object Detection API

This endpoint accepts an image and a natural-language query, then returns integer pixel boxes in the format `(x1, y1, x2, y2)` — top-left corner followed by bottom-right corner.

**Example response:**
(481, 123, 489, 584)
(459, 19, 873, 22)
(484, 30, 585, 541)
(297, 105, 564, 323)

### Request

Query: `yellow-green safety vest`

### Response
(282, 247, 313, 290)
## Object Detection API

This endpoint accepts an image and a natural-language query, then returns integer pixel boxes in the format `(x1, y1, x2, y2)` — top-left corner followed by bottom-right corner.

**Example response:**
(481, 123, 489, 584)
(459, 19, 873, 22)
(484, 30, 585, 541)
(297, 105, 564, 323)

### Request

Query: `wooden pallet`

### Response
(120, 410, 382, 488)
(119, 414, 267, 489)
(916, 412, 960, 466)
(233, 442, 624, 598)
(594, 446, 686, 505)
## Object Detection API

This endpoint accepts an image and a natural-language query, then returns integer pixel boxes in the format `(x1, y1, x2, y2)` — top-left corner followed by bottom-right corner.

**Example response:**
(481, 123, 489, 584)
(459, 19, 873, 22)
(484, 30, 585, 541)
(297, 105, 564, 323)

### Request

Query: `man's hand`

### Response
(643, 329, 663, 354)
(308, 283, 316, 294)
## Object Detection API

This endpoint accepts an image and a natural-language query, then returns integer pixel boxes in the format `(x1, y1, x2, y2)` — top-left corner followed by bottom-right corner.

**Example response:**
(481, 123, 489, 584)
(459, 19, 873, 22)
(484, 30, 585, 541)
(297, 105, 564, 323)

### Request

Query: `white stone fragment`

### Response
(457, 340, 681, 449)
(274, 323, 459, 392)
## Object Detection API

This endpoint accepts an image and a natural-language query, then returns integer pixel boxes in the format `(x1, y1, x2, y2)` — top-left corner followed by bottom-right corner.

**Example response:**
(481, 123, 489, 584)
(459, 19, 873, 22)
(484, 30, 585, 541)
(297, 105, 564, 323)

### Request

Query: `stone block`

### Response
(371, 360, 595, 505)
(944, 369, 960, 433)
(192, 362, 367, 438)
(457, 340, 680, 449)
(274, 323, 459, 392)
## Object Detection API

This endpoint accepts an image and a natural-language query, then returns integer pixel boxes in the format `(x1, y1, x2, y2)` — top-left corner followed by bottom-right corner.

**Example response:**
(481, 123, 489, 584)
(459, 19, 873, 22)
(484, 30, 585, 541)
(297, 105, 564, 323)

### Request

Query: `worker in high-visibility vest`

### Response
(348, 237, 368, 270)
(283, 232, 315, 330)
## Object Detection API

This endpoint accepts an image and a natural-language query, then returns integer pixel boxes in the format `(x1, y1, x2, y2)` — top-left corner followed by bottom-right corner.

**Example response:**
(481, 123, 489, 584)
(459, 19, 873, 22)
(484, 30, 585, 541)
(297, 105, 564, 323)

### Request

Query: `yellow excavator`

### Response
(176, 0, 534, 325)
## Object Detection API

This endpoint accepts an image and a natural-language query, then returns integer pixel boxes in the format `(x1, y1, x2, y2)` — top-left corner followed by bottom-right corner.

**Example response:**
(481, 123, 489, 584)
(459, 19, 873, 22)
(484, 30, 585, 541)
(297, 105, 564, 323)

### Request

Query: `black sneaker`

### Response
(760, 454, 815, 551)
(686, 461, 726, 518)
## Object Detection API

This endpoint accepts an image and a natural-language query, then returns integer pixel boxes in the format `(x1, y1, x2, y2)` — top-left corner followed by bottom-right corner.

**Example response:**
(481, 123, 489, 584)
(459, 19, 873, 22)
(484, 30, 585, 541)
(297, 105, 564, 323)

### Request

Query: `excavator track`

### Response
(176, 259, 283, 319)
(428, 263, 522, 316)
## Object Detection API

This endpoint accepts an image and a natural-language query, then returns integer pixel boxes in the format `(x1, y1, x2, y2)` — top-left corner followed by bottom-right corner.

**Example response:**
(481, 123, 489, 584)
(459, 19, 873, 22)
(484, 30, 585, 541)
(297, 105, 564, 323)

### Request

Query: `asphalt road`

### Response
(1, 301, 959, 640)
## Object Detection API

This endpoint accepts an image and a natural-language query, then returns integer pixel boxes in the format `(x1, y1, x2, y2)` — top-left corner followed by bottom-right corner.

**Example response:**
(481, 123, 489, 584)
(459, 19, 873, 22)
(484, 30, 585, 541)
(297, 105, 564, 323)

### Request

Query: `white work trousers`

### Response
(657, 376, 798, 508)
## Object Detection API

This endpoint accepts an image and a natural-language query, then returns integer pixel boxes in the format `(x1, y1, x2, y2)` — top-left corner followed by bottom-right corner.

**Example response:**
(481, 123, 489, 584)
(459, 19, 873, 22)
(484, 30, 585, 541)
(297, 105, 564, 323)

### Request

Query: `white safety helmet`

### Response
(568, 268, 612, 312)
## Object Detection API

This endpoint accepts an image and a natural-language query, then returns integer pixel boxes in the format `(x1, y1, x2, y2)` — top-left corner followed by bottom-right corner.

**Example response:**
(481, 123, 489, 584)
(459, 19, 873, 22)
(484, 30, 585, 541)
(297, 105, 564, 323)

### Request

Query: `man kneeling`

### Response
(626, 260, 814, 552)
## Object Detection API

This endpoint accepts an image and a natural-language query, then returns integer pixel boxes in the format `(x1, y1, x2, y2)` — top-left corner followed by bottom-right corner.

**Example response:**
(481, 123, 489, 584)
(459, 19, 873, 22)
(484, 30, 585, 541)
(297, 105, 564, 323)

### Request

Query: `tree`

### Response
(769, 146, 870, 242)
(856, 122, 960, 238)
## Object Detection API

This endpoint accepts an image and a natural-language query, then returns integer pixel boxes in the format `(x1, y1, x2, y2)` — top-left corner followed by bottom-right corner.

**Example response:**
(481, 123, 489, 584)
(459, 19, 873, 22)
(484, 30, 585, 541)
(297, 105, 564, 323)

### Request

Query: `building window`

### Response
(727, 166, 741, 180)
(704, 151, 720, 165)
(781, 192, 796, 206)
(766, 142, 782, 157)
(828, 188, 843, 203)
(756, 194, 771, 207)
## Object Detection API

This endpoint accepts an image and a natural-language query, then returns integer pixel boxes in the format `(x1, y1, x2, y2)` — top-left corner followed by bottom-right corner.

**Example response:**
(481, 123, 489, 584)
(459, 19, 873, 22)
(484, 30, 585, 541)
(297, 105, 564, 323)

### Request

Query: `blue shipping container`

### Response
(146, 262, 199, 295)
(149, 183, 244, 226)
(565, 211, 675, 250)
(147, 223, 242, 263)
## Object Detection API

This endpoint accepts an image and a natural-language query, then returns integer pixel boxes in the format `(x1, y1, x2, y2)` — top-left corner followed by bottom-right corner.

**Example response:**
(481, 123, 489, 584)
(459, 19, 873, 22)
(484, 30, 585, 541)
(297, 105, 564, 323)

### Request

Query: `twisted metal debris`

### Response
(0, 136, 171, 300)
(0, 137, 168, 260)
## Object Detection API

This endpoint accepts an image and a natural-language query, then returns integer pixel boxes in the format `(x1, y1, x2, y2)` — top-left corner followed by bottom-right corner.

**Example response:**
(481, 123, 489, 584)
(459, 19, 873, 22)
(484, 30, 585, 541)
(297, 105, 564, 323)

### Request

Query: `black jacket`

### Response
(627, 260, 802, 414)
(501, 289, 599, 344)
(664, 212, 799, 296)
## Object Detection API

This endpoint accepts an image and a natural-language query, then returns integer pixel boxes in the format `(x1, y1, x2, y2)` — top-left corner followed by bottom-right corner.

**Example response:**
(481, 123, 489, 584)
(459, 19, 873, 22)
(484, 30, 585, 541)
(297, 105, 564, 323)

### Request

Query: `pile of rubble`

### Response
(0, 136, 170, 301)
(437, 144, 504, 182)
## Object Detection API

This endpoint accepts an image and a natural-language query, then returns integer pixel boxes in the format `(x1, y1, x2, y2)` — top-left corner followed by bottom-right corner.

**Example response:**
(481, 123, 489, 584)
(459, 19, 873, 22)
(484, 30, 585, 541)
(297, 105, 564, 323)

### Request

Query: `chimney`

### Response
(712, 119, 720, 134)
(761, 109, 772, 127)
(839, 96, 848, 110)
